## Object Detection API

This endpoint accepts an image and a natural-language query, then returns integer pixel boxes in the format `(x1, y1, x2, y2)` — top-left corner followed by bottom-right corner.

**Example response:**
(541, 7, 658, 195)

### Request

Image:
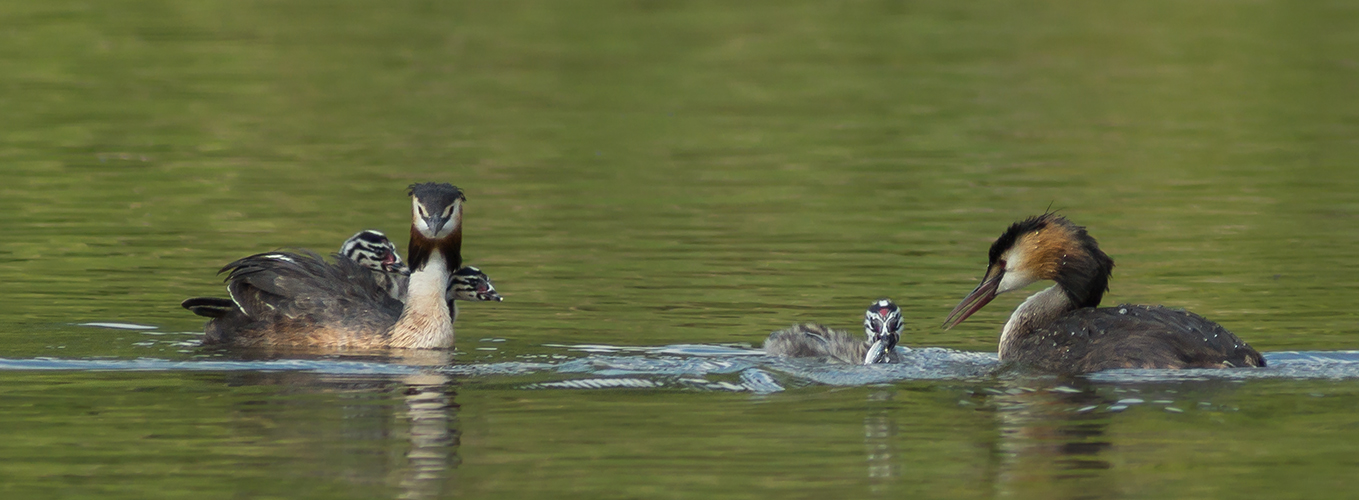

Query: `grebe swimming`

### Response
(942, 213, 1264, 374)
(182, 183, 468, 349)
(765, 299, 904, 365)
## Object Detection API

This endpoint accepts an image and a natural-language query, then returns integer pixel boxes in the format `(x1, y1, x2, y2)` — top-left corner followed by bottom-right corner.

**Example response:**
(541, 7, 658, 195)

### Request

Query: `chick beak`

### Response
(383, 254, 411, 276)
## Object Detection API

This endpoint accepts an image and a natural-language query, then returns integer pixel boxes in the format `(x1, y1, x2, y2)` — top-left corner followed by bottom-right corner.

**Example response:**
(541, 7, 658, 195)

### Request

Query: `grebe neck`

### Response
(389, 251, 454, 349)
(999, 285, 1077, 360)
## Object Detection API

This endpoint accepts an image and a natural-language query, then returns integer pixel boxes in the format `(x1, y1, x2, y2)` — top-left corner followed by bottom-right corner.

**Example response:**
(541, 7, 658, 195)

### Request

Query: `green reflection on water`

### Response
(2, 372, 1357, 499)
(0, 0, 1357, 497)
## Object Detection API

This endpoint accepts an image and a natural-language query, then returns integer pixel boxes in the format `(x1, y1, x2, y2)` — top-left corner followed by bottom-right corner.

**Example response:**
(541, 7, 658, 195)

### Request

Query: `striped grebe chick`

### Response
(183, 183, 467, 349)
(448, 266, 503, 303)
(340, 229, 411, 301)
(942, 213, 1264, 374)
(765, 299, 904, 365)
(341, 230, 503, 311)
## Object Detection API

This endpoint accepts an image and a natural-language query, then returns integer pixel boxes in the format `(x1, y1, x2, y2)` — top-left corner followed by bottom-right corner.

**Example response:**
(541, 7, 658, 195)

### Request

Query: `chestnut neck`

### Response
(408, 225, 462, 273)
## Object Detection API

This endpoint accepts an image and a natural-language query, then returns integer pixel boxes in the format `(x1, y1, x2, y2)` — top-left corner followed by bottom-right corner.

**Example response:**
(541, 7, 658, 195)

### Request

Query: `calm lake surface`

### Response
(2, 0, 1358, 498)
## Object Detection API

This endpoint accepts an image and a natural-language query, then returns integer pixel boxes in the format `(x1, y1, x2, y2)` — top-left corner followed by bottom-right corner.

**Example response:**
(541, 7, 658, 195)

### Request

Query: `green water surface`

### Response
(1, 0, 1357, 498)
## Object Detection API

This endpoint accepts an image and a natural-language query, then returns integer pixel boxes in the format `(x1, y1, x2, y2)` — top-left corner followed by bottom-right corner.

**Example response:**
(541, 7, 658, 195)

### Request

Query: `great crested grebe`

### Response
(765, 299, 904, 365)
(942, 213, 1264, 373)
(183, 183, 467, 349)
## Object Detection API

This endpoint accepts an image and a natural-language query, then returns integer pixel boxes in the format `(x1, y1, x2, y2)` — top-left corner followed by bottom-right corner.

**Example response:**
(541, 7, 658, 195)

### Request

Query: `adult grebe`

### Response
(184, 183, 466, 349)
(765, 299, 904, 365)
(942, 213, 1264, 374)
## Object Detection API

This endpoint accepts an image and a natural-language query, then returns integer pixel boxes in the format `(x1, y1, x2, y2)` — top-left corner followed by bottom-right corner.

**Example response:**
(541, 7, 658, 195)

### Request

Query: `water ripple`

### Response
(2, 349, 1358, 390)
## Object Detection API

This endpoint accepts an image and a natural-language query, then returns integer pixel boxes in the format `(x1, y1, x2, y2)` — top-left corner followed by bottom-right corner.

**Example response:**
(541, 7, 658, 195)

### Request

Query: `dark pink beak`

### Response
(942, 266, 1003, 330)
(383, 253, 412, 276)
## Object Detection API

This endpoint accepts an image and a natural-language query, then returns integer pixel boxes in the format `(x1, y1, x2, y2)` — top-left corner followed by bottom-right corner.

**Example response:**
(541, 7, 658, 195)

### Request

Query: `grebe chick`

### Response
(942, 213, 1264, 374)
(347, 230, 502, 305)
(765, 299, 904, 365)
(339, 230, 502, 306)
(449, 266, 503, 302)
(184, 183, 467, 349)
(340, 229, 411, 301)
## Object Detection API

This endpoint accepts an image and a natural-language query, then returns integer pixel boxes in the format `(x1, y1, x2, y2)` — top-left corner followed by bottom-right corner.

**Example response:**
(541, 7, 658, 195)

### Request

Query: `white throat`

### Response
(998, 284, 1075, 360)
(390, 251, 454, 349)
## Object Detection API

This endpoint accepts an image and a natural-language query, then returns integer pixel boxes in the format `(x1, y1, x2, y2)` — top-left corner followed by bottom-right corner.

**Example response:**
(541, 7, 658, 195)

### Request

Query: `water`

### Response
(2, 0, 1358, 497)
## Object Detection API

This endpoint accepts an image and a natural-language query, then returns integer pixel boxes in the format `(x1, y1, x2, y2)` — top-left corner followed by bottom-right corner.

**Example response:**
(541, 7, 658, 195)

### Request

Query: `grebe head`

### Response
(407, 183, 466, 271)
(409, 183, 465, 239)
(341, 230, 411, 276)
(862, 298, 903, 364)
(942, 213, 1114, 330)
(450, 266, 503, 302)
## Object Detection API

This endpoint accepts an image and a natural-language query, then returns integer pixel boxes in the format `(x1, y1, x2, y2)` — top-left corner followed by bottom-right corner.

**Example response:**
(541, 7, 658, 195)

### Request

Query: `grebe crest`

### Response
(944, 214, 1114, 330)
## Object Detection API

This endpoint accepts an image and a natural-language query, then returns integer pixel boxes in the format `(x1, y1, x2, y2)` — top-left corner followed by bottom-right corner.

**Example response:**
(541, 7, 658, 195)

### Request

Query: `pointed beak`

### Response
(383, 254, 411, 276)
(425, 215, 450, 236)
(477, 283, 503, 302)
(942, 266, 1003, 330)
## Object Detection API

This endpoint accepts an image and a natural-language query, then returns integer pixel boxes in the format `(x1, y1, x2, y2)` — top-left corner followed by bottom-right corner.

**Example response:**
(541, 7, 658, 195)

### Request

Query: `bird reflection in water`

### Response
(981, 379, 1118, 499)
(862, 390, 901, 495)
(218, 350, 462, 500)
(398, 371, 460, 500)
